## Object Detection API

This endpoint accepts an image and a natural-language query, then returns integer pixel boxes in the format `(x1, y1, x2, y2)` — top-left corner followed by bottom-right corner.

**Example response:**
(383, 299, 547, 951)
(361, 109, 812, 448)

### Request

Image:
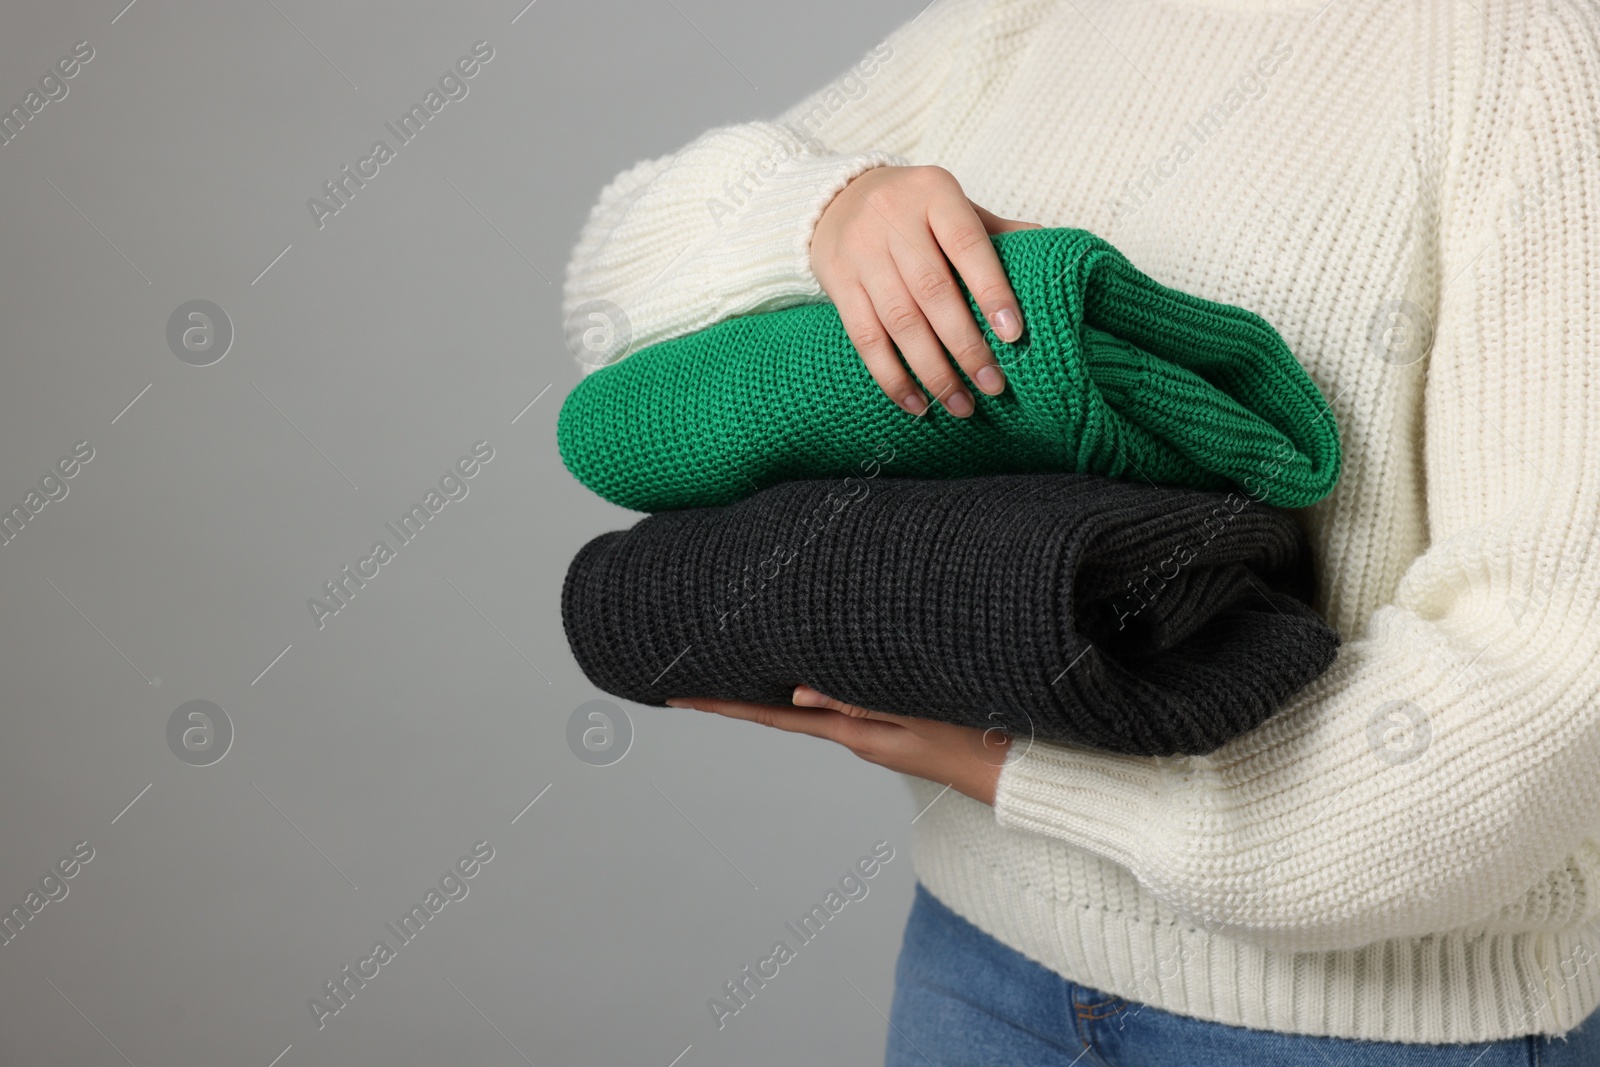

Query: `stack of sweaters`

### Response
(557, 227, 1341, 756)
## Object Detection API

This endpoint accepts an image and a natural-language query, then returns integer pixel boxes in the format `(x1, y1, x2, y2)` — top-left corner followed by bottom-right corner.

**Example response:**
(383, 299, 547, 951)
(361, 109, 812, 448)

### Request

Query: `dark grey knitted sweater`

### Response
(561, 473, 1339, 756)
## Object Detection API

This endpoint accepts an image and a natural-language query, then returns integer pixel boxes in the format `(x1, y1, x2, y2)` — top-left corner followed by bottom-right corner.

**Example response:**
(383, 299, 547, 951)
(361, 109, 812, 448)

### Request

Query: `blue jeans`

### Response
(887, 883, 1600, 1066)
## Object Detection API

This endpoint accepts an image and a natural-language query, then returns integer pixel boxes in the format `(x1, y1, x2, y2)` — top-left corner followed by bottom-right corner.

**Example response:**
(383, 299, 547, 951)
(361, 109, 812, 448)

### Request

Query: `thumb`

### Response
(972, 203, 1044, 234)
(792, 685, 901, 722)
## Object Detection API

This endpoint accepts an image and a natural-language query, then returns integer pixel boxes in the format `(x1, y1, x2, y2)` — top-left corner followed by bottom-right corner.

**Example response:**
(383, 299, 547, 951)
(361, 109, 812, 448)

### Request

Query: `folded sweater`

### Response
(557, 227, 1340, 513)
(561, 472, 1339, 756)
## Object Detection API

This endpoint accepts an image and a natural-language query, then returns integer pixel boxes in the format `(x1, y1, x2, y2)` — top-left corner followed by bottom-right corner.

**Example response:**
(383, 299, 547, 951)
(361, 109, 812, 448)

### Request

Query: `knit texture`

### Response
(563, 473, 1337, 755)
(558, 227, 1340, 512)
(560, 0, 1600, 1044)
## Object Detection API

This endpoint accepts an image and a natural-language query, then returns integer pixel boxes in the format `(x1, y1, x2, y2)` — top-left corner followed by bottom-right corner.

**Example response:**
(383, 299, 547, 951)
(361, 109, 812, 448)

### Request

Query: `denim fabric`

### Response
(887, 883, 1600, 1067)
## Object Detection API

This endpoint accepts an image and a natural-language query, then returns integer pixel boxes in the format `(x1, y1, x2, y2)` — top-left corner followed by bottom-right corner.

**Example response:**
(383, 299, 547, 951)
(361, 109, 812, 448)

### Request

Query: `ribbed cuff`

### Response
(699, 143, 904, 314)
(571, 137, 905, 377)
(992, 739, 1178, 871)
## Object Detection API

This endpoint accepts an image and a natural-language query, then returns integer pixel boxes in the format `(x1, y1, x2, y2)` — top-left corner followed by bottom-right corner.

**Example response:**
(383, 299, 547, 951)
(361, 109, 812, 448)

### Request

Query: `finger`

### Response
(889, 227, 1005, 398)
(971, 204, 1043, 235)
(833, 283, 927, 415)
(667, 696, 838, 738)
(668, 696, 889, 749)
(792, 685, 917, 725)
(863, 266, 975, 418)
(941, 202, 1029, 346)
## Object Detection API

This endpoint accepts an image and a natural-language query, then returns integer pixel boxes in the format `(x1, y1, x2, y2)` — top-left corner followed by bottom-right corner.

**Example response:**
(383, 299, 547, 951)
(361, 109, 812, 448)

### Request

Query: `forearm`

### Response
(996, 589, 1600, 952)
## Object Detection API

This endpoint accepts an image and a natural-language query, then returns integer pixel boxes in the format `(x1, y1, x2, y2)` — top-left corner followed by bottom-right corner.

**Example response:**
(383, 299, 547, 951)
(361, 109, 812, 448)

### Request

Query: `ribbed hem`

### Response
(911, 786, 1600, 1043)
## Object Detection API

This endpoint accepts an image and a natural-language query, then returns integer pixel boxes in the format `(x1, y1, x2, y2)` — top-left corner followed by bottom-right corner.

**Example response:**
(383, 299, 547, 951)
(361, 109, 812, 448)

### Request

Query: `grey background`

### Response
(0, 1, 928, 1064)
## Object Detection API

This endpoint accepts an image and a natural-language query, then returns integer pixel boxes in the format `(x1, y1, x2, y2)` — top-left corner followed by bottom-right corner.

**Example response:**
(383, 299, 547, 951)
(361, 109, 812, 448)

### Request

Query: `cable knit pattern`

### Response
(562, 473, 1339, 753)
(559, 227, 1340, 511)
(560, 0, 1600, 1042)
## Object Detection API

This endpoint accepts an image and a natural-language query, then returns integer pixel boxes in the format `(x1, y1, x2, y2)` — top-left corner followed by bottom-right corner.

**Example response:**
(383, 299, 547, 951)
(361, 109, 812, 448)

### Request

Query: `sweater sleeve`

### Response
(992, 2, 1600, 954)
(560, 0, 997, 373)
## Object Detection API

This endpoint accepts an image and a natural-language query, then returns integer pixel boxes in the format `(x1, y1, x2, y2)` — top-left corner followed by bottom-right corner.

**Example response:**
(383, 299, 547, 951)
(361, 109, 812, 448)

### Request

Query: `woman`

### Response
(562, 1, 1600, 1062)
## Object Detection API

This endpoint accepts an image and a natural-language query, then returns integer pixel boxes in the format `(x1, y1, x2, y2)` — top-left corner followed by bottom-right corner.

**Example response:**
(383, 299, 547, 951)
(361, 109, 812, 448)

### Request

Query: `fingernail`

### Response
(902, 393, 928, 416)
(945, 390, 974, 417)
(993, 308, 1020, 342)
(976, 364, 1005, 395)
(665, 699, 687, 708)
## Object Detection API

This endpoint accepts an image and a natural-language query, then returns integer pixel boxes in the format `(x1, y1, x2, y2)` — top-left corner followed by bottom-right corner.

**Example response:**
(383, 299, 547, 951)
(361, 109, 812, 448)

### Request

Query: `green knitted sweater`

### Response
(558, 228, 1340, 511)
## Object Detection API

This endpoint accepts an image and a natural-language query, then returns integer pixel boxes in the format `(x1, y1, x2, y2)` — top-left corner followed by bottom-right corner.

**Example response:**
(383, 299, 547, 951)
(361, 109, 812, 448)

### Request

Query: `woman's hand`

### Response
(667, 685, 1010, 806)
(810, 165, 1040, 418)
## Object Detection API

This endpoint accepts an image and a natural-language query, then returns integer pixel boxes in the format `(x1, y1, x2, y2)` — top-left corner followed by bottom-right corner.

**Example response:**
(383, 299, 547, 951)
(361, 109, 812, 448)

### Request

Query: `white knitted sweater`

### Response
(562, 0, 1600, 1042)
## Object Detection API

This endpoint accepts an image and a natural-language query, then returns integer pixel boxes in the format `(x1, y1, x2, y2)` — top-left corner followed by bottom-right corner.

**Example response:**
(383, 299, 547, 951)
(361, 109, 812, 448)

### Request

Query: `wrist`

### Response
(808, 162, 899, 277)
(953, 732, 1010, 806)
